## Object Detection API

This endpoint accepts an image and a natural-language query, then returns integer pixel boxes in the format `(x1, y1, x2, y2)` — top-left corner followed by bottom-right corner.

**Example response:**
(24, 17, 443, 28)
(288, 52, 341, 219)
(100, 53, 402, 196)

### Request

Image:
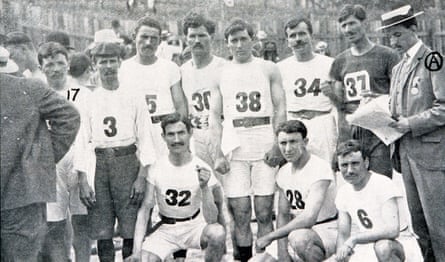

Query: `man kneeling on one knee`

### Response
(128, 113, 226, 262)
(251, 120, 338, 262)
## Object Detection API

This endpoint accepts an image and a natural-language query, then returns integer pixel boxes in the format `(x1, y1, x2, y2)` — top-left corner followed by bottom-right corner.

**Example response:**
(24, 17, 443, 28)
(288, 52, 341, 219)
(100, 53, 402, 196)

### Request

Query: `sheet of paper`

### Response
(347, 96, 407, 145)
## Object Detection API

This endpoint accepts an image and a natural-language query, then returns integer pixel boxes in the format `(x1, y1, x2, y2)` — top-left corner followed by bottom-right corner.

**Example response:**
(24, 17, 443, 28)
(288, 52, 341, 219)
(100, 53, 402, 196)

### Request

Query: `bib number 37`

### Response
(344, 71, 370, 102)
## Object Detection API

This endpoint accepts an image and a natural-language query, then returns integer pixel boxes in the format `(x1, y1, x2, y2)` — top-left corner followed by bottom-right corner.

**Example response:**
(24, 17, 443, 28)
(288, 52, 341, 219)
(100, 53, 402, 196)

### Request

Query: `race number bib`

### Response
(235, 91, 262, 112)
(145, 94, 157, 114)
(192, 91, 211, 112)
(343, 71, 370, 102)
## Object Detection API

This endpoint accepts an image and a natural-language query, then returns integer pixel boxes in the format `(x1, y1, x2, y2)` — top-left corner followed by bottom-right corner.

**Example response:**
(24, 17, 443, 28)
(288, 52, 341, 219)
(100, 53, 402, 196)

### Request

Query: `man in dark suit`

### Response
(1, 72, 80, 261)
(379, 3, 445, 261)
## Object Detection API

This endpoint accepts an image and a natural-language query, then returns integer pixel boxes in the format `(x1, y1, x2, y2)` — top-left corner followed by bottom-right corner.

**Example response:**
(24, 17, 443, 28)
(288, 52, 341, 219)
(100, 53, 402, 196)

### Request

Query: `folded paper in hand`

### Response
(346, 96, 407, 145)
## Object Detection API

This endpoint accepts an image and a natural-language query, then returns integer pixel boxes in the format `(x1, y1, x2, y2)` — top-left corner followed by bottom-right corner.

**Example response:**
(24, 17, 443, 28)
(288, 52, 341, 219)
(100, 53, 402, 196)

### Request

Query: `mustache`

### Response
(192, 43, 204, 48)
(171, 142, 184, 146)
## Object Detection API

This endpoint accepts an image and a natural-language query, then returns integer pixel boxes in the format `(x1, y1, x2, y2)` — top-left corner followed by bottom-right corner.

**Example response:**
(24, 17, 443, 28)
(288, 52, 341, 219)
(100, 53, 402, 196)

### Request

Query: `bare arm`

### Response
(269, 63, 286, 132)
(197, 166, 218, 223)
(132, 182, 156, 258)
(336, 210, 352, 262)
(171, 81, 188, 118)
(277, 189, 292, 262)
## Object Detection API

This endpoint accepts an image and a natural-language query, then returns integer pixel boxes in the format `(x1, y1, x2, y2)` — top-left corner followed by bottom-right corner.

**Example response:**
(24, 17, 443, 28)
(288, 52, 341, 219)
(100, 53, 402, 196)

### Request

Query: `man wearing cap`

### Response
(324, 4, 400, 178)
(379, 3, 445, 261)
(278, 16, 338, 165)
(210, 19, 286, 262)
(5, 31, 45, 80)
(45, 31, 76, 58)
(119, 16, 187, 158)
(74, 42, 156, 261)
(37, 42, 92, 262)
(1, 59, 80, 261)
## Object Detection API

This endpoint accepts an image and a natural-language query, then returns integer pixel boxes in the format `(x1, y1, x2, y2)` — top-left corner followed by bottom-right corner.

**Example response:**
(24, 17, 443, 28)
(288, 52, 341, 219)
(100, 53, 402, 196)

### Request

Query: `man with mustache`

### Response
(119, 16, 188, 158)
(74, 42, 156, 261)
(129, 113, 226, 262)
(323, 4, 400, 178)
(37, 42, 92, 262)
(210, 19, 286, 262)
(379, 3, 445, 261)
(334, 140, 422, 262)
(250, 120, 337, 262)
(277, 16, 338, 165)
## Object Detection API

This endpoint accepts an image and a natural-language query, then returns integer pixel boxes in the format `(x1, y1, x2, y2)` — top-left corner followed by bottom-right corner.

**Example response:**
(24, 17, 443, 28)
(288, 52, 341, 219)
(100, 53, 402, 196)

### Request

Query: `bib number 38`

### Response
(236, 91, 261, 112)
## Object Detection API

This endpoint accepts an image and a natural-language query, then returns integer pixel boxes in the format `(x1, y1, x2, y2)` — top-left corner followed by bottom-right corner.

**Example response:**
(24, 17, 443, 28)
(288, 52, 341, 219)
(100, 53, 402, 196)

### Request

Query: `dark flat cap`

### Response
(5, 31, 32, 45)
(45, 31, 74, 50)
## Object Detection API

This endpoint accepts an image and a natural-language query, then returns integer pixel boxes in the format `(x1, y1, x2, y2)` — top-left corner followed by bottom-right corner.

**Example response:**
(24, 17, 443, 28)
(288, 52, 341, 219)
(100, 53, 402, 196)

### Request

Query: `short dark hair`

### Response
(284, 17, 313, 37)
(224, 18, 254, 41)
(111, 19, 121, 29)
(37, 42, 69, 66)
(336, 139, 368, 159)
(133, 16, 162, 37)
(161, 112, 192, 134)
(69, 52, 91, 77)
(338, 4, 367, 23)
(275, 120, 307, 139)
(183, 12, 216, 35)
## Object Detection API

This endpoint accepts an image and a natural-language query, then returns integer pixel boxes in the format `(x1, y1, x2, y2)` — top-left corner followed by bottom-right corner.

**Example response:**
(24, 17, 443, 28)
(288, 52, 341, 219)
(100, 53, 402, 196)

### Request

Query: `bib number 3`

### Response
(103, 116, 117, 137)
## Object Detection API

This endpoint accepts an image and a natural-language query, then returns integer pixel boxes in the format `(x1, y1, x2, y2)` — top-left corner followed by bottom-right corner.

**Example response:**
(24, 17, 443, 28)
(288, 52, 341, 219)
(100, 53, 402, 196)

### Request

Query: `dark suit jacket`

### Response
(389, 43, 445, 170)
(1, 73, 80, 210)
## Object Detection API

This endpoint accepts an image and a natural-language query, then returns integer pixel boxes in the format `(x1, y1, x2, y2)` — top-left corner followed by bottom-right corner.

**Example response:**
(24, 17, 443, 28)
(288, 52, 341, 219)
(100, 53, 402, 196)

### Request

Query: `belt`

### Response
(95, 144, 137, 157)
(315, 213, 338, 225)
(288, 110, 331, 120)
(151, 113, 175, 124)
(232, 116, 270, 128)
(160, 209, 200, 224)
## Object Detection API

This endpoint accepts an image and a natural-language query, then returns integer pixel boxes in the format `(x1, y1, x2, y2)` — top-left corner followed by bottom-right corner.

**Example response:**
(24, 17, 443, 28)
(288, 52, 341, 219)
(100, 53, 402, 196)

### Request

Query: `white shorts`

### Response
(265, 219, 337, 260)
(142, 215, 207, 260)
(47, 148, 87, 222)
(288, 111, 337, 164)
(346, 231, 422, 262)
(223, 159, 277, 198)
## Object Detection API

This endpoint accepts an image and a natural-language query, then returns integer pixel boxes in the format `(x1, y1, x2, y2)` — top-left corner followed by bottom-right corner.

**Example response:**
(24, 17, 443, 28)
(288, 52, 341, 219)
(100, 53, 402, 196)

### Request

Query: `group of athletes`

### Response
(2, 1, 444, 262)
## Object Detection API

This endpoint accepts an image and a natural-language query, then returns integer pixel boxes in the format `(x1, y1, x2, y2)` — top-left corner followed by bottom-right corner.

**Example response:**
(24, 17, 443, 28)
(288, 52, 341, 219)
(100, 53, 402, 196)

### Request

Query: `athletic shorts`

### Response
(345, 231, 422, 262)
(265, 219, 337, 260)
(87, 152, 140, 239)
(142, 215, 207, 260)
(223, 159, 277, 198)
(47, 148, 87, 222)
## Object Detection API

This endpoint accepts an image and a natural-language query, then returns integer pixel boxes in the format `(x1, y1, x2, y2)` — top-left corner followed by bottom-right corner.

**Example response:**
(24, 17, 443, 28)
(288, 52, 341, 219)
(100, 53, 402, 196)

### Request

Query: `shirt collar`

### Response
(405, 40, 422, 63)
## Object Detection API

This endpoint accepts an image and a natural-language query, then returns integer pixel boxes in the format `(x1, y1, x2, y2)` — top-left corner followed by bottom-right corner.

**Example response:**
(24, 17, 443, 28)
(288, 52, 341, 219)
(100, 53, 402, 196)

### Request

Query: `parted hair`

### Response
(275, 120, 308, 139)
(183, 12, 216, 35)
(161, 112, 193, 134)
(224, 18, 255, 41)
(37, 42, 69, 66)
(338, 4, 367, 23)
(133, 16, 162, 37)
(284, 16, 313, 37)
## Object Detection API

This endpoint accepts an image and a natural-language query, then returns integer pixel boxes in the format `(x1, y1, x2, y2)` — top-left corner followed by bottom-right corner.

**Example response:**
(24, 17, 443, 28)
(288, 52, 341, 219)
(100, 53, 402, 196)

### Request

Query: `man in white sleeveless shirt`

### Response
(210, 19, 286, 262)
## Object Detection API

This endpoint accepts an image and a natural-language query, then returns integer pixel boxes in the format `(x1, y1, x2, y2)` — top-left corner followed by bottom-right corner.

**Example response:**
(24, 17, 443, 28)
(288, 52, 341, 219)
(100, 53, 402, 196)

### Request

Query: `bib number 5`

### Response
(236, 91, 261, 112)
(145, 94, 157, 114)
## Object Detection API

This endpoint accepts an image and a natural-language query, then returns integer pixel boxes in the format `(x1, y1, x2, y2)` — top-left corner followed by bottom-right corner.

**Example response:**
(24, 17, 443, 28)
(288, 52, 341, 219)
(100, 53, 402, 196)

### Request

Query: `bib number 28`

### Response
(236, 91, 261, 112)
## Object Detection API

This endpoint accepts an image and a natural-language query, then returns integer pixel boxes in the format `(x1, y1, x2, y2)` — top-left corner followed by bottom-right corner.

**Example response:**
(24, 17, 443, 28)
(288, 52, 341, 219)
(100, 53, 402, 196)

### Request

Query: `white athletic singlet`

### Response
(276, 154, 337, 222)
(278, 54, 334, 112)
(219, 58, 275, 160)
(148, 155, 218, 218)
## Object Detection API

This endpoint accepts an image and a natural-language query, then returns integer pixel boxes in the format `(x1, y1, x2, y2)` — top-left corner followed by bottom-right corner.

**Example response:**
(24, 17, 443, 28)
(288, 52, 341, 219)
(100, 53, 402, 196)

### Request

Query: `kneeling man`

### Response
(335, 140, 422, 262)
(130, 113, 226, 262)
(252, 120, 337, 262)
